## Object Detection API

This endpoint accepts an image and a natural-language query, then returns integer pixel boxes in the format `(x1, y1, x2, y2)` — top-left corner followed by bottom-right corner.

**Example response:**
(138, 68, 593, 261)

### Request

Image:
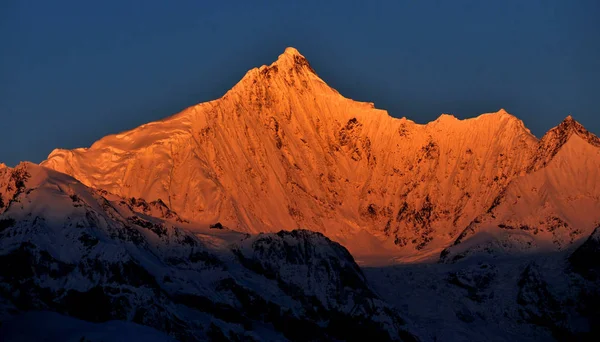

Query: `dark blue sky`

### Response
(1, 1, 599, 166)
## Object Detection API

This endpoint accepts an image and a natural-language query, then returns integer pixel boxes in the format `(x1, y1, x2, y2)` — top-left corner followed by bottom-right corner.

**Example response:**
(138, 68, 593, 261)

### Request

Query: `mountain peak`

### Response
(230, 47, 320, 95)
(272, 47, 316, 74)
(490, 109, 522, 121)
(438, 113, 458, 121)
(478, 108, 516, 120)
(554, 115, 597, 142)
(557, 114, 584, 131)
(558, 114, 577, 128)
(529, 115, 600, 171)
(282, 46, 302, 57)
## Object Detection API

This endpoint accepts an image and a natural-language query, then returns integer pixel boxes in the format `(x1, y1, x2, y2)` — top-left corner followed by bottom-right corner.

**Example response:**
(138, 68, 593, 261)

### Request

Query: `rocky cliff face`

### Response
(0, 163, 416, 341)
(42, 48, 541, 259)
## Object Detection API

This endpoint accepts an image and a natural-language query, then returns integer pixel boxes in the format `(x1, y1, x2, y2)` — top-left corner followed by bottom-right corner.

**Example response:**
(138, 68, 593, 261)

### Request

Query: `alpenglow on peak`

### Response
(40, 47, 599, 261)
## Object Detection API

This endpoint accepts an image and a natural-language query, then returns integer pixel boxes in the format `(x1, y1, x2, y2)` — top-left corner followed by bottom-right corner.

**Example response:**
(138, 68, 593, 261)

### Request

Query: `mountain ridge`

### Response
(39, 47, 598, 263)
(45, 48, 540, 160)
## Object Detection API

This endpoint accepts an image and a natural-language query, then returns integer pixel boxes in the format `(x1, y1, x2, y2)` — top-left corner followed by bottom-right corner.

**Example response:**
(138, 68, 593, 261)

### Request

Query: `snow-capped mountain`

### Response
(0, 163, 417, 341)
(42, 47, 554, 261)
(441, 116, 600, 263)
(4, 47, 600, 341)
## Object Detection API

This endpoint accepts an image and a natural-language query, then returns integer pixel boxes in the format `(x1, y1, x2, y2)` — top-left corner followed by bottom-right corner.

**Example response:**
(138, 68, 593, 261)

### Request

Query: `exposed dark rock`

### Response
(394, 196, 436, 249)
(293, 54, 316, 74)
(569, 227, 600, 280)
(517, 263, 568, 339)
(209, 222, 224, 229)
(127, 216, 167, 237)
(0, 217, 15, 233)
(447, 263, 496, 303)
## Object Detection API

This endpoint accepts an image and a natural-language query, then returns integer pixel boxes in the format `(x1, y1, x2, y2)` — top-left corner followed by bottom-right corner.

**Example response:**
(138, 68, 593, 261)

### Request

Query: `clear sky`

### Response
(1, 0, 599, 166)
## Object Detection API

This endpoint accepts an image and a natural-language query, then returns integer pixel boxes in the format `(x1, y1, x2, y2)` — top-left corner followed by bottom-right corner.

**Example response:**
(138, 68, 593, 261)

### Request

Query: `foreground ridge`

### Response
(0, 162, 417, 341)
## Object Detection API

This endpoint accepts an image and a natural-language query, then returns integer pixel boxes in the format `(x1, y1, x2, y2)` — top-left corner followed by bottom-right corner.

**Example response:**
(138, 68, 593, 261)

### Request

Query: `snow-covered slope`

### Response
(367, 217, 600, 341)
(42, 47, 540, 260)
(367, 250, 600, 341)
(441, 117, 600, 263)
(0, 163, 418, 341)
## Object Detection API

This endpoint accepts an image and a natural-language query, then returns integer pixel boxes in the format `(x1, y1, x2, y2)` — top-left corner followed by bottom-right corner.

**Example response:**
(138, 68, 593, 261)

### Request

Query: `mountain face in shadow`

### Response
(0, 163, 417, 341)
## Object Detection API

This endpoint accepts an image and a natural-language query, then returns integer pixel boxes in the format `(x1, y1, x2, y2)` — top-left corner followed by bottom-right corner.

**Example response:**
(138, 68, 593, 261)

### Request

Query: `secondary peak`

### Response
(556, 114, 583, 131)
(543, 114, 600, 149)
